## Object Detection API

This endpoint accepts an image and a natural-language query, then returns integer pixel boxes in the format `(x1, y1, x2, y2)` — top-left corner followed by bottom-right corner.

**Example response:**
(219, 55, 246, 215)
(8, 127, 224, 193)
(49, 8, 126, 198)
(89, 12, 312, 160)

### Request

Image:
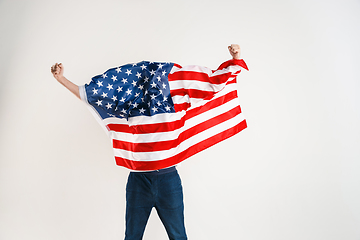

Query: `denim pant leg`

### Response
(125, 170, 187, 240)
(155, 171, 187, 240)
(125, 173, 154, 240)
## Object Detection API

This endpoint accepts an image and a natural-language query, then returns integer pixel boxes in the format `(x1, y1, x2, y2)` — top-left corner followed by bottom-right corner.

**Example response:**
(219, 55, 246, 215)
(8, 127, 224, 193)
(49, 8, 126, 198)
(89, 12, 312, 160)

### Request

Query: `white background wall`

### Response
(1, 0, 359, 239)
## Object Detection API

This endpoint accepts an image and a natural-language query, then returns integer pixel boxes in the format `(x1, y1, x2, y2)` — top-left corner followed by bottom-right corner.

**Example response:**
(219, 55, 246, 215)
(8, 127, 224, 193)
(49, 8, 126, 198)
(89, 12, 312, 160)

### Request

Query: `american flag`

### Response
(79, 59, 248, 171)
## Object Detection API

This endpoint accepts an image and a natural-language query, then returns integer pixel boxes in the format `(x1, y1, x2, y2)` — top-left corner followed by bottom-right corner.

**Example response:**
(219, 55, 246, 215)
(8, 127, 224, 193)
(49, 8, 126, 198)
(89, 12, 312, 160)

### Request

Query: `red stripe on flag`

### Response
(170, 88, 214, 99)
(114, 119, 247, 171)
(169, 71, 237, 85)
(168, 71, 210, 82)
(174, 102, 191, 112)
(209, 72, 233, 85)
(217, 59, 249, 71)
(173, 63, 182, 69)
(112, 106, 241, 152)
(107, 119, 184, 134)
(227, 78, 237, 85)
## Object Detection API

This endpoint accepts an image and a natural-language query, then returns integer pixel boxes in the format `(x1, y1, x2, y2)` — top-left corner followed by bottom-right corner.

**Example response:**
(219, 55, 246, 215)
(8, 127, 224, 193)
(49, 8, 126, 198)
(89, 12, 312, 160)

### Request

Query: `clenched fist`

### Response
(228, 44, 241, 59)
(51, 63, 64, 81)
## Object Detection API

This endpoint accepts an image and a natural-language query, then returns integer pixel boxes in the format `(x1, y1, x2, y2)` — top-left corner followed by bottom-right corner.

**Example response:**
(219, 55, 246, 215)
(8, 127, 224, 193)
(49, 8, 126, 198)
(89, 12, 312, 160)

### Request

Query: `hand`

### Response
(51, 63, 64, 81)
(50, 63, 80, 99)
(228, 44, 241, 59)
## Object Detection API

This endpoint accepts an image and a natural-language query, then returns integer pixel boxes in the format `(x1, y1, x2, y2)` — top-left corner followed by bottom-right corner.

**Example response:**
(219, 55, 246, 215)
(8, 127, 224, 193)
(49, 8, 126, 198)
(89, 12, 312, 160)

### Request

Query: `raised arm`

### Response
(51, 63, 80, 99)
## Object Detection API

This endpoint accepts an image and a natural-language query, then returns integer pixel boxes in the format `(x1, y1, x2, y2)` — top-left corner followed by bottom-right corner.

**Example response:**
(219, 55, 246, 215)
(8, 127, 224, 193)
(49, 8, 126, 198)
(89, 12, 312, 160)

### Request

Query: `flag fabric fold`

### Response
(79, 59, 248, 171)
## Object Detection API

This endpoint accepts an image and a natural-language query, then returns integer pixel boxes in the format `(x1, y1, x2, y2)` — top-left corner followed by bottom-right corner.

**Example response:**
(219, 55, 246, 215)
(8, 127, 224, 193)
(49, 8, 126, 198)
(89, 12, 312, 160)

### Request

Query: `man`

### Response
(51, 44, 246, 240)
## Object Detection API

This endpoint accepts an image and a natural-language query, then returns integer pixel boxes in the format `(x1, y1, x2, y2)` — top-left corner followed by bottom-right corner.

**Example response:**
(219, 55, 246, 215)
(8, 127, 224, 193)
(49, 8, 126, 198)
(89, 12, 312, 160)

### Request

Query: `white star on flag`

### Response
(106, 84, 113, 90)
(106, 103, 112, 109)
(96, 81, 103, 87)
(132, 102, 139, 108)
(96, 100, 102, 106)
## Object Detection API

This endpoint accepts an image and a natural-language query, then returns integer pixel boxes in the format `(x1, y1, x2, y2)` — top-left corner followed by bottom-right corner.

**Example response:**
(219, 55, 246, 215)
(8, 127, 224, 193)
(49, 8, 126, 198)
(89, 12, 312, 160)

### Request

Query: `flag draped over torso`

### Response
(79, 59, 248, 171)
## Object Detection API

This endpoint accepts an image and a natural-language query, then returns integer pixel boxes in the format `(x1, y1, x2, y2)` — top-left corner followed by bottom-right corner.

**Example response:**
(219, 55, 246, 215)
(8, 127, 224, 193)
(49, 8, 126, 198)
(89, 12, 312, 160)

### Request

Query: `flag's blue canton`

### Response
(85, 61, 175, 120)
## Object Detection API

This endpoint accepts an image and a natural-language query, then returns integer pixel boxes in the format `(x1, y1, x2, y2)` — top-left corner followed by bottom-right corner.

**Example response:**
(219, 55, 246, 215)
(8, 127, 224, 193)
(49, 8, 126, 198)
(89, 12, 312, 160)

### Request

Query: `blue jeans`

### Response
(125, 168, 187, 240)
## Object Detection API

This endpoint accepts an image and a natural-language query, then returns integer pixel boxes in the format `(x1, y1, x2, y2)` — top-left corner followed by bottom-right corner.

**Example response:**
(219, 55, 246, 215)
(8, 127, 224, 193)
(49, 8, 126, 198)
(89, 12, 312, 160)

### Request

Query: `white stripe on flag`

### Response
(211, 65, 242, 76)
(169, 80, 226, 92)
